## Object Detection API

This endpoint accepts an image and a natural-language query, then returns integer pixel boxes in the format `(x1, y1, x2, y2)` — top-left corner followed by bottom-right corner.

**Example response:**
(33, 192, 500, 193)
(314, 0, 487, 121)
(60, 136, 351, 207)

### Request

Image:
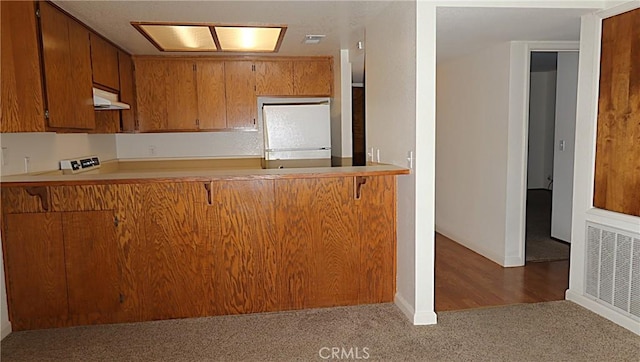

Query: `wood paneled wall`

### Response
(593, 9, 640, 217)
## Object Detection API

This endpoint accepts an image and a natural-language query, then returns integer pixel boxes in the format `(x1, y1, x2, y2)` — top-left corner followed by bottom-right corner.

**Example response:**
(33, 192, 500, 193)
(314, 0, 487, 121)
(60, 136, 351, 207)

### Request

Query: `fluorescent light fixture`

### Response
(132, 22, 286, 53)
(215, 26, 285, 52)
(134, 24, 217, 51)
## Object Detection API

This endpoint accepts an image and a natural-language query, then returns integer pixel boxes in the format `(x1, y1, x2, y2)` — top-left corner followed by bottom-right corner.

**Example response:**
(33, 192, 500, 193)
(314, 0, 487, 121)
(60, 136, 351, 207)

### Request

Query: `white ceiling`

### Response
(54, 1, 391, 83)
(54, 2, 601, 82)
(436, 7, 597, 63)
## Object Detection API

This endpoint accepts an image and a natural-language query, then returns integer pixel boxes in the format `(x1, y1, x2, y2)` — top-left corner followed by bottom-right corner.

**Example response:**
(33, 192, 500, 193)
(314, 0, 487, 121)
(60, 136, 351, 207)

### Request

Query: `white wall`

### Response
(0, 233, 10, 339)
(527, 70, 556, 189)
(0, 133, 117, 176)
(116, 131, 262, 160)
(367, 0, 436, 325)
(551, 52, 579, 242)
(330, 49, 353, 160)
(435, 42, 512, 266)
(566, 3, 640, 335)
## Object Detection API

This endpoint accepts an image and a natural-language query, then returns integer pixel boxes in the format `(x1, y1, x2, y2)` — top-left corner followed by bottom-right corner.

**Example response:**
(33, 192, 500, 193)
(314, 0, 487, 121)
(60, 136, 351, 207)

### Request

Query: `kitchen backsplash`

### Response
(0, 133, 117, 176)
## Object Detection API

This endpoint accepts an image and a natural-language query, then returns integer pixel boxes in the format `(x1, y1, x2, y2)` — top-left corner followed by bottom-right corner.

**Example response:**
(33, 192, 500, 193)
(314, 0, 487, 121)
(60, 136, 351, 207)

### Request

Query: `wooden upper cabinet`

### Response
(39, 2, 95, 130)
(118, 51, 136, 132)
(293, 59, 333, 96)
(166, 60, 198, 130)
(135, 59, 198, 131)
(196, 61, 227, 130)
(134, 59, 168, 132)
(255, 61, 293, 96)
(593, 8, 640, 217)
(1, 1, 45, 132)
(225, 61, 257, 128)
(90, 34, 120, 90)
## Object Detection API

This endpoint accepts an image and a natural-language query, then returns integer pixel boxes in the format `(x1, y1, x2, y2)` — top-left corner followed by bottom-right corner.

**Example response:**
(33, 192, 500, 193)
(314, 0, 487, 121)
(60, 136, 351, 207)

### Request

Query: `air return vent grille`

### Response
(585, 222, 639, 320)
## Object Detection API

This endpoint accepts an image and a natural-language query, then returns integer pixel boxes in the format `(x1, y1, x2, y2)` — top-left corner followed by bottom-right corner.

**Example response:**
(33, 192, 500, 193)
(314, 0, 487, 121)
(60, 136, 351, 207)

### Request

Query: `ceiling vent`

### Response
(303, 34, 325, 44)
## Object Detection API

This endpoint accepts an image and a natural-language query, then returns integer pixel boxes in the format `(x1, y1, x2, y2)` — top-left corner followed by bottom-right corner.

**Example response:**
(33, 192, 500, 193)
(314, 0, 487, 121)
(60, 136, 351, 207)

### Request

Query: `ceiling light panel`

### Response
(215, 26, 285, 52)
(136, 24, 217, 51)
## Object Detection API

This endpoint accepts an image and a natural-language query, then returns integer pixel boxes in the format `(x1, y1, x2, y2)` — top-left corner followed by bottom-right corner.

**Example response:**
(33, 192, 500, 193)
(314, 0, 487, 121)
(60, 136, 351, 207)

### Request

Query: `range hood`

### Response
(93, 88, 130, 110)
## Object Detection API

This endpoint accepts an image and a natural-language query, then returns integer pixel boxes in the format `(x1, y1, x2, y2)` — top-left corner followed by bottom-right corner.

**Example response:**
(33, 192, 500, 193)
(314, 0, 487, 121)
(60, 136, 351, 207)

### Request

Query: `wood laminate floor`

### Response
(435, 233, 569, 312)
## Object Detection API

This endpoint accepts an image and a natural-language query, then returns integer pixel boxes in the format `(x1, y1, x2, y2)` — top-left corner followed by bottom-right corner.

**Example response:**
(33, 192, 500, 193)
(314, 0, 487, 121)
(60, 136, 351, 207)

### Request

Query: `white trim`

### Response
(506, 40, 580, 270)
(585, 208, 640, 233)
(394, 293, 415, 322)
(414, 310, 438, 325)
(395, 293, 438, 325)
(436, 226, 507, 266)
(566, 289, 640, 335)
(596, 0, 640, 18)
(1, 321, 11, 340)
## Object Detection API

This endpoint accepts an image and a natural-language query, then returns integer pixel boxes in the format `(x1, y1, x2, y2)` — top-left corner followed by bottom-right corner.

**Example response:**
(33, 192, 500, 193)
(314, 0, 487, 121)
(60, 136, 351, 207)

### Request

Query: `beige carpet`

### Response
(2, 301, 638, 361)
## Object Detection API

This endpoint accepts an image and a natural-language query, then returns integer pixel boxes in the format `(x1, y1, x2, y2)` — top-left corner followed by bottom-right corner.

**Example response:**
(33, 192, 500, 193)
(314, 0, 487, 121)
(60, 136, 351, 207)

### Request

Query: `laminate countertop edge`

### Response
(0, 165, 410, 187)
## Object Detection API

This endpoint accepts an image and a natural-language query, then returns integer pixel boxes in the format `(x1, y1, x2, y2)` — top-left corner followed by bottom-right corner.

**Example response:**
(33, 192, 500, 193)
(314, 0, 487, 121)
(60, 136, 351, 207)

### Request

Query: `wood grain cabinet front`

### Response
(0, 175, 397, 330)
(2, 186, 121, 330)
(90, 33, 120, 90)
(0, 1, 46, 133)
(39, 1, 95, 130)
(275, 175, 396, 310)
(293, 59, 333, 96)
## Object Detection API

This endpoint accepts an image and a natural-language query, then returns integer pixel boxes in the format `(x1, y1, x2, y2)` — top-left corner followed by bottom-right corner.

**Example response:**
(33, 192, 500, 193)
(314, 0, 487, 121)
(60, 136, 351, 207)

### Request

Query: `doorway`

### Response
(524, 51, 578, 263)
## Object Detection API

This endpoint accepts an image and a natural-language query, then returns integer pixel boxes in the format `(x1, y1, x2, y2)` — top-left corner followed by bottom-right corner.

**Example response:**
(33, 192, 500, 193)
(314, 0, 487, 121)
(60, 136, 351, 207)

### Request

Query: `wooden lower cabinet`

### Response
(276, 177, 360, 309)
(3, 213, 67, 330)
(3, 210, 120, 330)
(211, 180, 278, 314)
(139, 183, 213, 320)
(1, 175, 396, 330)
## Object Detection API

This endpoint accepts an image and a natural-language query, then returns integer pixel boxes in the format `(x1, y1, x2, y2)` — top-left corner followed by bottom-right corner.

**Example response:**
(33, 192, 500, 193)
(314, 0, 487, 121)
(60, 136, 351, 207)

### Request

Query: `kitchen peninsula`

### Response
(0, 162, 408, 330)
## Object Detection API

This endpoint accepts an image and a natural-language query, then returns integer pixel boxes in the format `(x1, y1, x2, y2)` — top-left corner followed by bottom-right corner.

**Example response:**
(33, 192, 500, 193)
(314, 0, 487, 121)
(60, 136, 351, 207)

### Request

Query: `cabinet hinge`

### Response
(44, 110, 49, 119)
(196, 119, 200, 127)
(114, 216, 119, 227)
(35, 8, 40, 18)
(119, 294, 125, 304)
(252, 64, 255, 71)
(193, 64, 196, 71)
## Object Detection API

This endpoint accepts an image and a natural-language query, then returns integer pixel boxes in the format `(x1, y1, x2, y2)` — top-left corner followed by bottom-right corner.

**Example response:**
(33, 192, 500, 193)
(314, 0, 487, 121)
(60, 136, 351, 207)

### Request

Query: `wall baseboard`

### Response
(394, 293, 438, 325)
(435, 226, 506, 266)
(1, 321, 11, 340)
(566, 289, 640, 335)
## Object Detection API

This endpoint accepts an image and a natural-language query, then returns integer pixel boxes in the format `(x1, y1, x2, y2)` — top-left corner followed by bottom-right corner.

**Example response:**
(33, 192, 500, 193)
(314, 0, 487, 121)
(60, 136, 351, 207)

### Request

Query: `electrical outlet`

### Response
(148, 145, 156, 156)
(407, 150, 414, 169)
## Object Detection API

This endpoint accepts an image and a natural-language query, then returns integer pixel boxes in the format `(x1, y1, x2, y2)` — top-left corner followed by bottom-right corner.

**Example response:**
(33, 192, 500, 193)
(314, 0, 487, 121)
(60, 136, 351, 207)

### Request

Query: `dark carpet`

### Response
(526, 189, 570, 262)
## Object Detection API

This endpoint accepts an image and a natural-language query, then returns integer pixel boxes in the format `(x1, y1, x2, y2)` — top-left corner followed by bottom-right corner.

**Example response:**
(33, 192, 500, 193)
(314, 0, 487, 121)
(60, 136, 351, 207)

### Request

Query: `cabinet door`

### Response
(1, 0, 45, 132)
(90, 33, 120, 90)
(293, 59, 333, 96)
(118, 51, 136, 132)
(356, 176, 396, 303)
(255, 61, 293, 96)
(40, 2, 95, 129)
(211, 180, 278, 314)
(134, 59, 168, 132)
(166, 60, 198, 130)
(141, 183, 213, 320)
(275, 178, 360, 310)
(62, 211, 120, 319)
(224, 61, 256, 128)
(3, 213, 68, 330)
(196, 61, 227, 130)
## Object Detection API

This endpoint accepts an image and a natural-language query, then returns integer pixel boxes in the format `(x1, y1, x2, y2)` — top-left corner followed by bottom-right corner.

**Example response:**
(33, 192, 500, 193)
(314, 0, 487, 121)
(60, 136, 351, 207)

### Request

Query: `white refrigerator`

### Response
(262, 101, 331, 169)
